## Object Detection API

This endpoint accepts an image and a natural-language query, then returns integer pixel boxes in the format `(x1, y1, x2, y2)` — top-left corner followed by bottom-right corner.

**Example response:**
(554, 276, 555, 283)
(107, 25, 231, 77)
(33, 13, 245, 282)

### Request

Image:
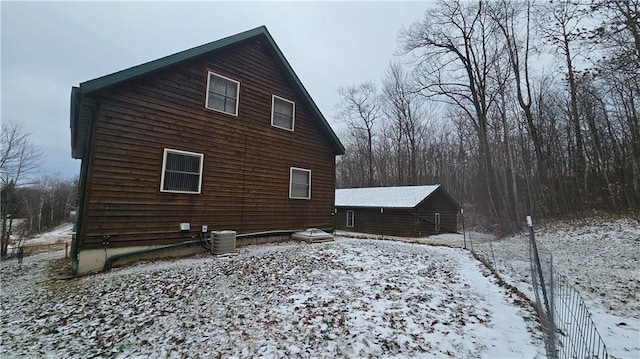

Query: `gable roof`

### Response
(70, 25, 345, 158)
(335, 185, 445, 209)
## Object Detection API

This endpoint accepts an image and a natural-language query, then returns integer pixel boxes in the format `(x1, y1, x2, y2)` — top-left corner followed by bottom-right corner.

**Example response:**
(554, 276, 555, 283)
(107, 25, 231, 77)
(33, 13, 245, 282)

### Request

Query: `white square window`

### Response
(271, 95, 295, 131)
(347, 210, 354, 227)
(289, 167, 311, 199)
(205, 71, 240, 116)
(160, 149, 204, 194)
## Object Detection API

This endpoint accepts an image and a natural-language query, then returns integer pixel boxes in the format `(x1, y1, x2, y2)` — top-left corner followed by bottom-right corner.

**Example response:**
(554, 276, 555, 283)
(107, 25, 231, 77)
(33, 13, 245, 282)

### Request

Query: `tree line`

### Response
(334, 0, 639, 231)
(1, 120, 77, 256)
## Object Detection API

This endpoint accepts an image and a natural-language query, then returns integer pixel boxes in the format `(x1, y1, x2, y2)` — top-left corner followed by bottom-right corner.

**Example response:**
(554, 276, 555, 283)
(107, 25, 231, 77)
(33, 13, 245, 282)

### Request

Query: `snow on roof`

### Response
(335, 185, 441, 208)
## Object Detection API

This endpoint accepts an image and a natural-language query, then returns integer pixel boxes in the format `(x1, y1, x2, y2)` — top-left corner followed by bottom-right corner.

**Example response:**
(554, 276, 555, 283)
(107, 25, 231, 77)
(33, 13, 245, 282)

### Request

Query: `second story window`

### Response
(206, 71, 239, 116)
(271, 95, 295, 131)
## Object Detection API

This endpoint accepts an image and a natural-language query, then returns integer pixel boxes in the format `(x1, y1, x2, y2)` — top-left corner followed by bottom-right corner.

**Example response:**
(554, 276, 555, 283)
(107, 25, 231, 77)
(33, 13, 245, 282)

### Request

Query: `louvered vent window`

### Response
(271, 95, 295, 131)
(206, 71, 240, 116)
(160, 149, 203, 194)
(289, 167, 311, 199)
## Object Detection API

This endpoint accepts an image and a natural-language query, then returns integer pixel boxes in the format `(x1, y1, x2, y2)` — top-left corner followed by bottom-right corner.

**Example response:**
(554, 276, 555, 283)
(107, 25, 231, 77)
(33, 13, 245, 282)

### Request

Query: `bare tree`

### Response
(1, 120, 42, 257)
(589, 0, 640, 75)
(335, 82, 382, 186)
(488, 0, 546, 175)
(19, 175, 77, 235)
(382, 62, 428, 185)
(400, 0, 503, 217)
(333, 0, 640, 229)
(588, 0, 640, 206)
(537, 0, 589, 190)
(336, 132, 374, 188)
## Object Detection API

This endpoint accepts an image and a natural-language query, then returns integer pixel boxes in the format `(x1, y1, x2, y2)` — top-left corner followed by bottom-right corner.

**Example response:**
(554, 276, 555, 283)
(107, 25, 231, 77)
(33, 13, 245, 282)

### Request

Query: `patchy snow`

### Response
(342, 218, 639, 358)
(335, 185, 440, 208)
(337, 230, 490, 249)
(5, 223, 74, 257)
(470, 218, 640, 359)
(0, 238, 544, 358)
(20, 222, 74, 246)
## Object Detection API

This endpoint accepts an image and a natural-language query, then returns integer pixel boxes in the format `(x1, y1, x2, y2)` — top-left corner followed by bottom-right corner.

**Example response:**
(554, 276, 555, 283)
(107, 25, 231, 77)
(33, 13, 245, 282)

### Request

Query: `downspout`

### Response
(71, 99, 96, 276)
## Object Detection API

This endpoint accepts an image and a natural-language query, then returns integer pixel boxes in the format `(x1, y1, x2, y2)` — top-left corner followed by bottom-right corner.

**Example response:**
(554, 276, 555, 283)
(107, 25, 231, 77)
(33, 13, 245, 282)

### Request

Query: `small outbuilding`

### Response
(335, 185, 460, 237)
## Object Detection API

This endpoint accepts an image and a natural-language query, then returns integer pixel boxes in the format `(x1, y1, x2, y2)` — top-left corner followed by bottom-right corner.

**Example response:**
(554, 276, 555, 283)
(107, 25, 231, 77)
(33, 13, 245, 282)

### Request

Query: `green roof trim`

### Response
(76, 25, 345, 154)
(79, 26, 266, 94)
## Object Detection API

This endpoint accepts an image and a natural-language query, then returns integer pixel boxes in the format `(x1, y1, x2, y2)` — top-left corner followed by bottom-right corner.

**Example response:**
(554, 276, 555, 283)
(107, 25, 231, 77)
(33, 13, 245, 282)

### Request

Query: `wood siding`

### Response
(79, 39, 337, 249)
(335, 188, 459, 237)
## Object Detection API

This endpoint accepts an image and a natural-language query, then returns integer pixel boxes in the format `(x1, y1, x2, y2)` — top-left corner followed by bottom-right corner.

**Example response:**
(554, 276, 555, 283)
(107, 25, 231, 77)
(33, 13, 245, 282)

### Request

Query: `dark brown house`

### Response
(335, 185, 460, 237)
(70, 26, 344, 274)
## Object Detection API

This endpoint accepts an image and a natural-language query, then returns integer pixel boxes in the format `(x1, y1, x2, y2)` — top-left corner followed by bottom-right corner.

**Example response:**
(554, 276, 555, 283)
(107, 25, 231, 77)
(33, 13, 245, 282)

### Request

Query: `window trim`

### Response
(205, 71, 240, 116)
(346, 210, 354, 227)
(271, 95, 295, 131)
(289, 167, 311, 199)
(160, 148, 204, 194)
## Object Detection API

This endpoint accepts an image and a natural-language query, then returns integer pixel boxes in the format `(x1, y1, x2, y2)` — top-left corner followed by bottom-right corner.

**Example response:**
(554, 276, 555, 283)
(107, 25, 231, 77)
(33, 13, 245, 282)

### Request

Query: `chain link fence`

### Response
(467, 216, 609, 359)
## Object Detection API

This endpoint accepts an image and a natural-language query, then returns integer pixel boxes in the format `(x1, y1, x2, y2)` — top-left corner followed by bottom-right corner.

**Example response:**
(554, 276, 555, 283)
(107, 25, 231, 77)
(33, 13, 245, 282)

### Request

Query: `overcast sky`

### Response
(1, 1, 430, 180)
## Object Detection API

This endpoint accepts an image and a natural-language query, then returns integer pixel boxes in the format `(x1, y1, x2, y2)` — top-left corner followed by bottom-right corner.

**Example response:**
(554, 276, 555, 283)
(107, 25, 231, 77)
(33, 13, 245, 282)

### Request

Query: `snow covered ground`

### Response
(469, 218, 640, 359)
(5, 223, 74, 258)
(20, 222, 74, 246)
(0, 238, 545, 358)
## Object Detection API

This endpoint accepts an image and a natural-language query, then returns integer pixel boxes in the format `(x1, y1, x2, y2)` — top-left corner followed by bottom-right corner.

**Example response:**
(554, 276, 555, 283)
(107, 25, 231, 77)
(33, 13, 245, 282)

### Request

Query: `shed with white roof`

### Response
(334, 185, 459, 237)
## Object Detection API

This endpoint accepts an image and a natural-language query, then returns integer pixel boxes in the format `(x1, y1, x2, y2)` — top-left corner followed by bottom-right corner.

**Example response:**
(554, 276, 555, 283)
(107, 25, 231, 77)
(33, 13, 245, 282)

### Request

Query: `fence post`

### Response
(66, 243, 68, 258)
(527, 216, 557, 359)
(468, 209, 474, 252)
(380, 207, 384, 240)
(461, 208, 467, 250)
(18, 246, 24, 265)
(549, 252, 555, 330)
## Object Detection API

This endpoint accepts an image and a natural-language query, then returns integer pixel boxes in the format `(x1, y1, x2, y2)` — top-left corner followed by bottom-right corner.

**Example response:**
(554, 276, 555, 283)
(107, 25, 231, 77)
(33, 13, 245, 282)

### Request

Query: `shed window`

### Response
(347, 210, 354, 227)
(205, 72, 239, 116)
(271, 95, 295, 131)
(435, 213, 441, 232)
(160, 149, 204, 194)
(289, 167, 311, 199)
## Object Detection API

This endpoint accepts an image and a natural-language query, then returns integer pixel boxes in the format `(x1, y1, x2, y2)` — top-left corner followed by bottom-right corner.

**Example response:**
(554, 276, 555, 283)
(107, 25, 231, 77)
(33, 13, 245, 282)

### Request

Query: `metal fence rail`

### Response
(552, 264, 609, 358)
(527, 216, 608, 359)
(467, 216, 609, 359)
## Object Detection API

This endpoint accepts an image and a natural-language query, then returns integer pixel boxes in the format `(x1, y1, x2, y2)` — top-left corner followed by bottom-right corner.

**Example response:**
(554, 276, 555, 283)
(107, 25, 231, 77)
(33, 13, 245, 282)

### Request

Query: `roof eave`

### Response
(259, 30, 345, 155)
(70, 87, 78, 158)
(78, 26, 268, 95)
(74, 25, 345, 155)
(414, 185, 461, 210)
(335, 205, 413, 210)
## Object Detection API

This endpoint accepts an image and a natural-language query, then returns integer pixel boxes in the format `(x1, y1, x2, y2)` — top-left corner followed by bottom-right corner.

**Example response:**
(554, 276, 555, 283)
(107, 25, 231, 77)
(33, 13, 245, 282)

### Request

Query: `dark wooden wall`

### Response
(335, 208, 415, 237)
(79, 38, 337, 249)
(412, 189, 459, 235)
(335, 188, 459, 237)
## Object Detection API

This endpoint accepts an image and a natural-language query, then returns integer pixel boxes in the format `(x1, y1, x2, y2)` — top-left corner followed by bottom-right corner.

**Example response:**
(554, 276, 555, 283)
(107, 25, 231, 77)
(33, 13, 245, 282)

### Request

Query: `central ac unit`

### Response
(212, 230, 236, 255)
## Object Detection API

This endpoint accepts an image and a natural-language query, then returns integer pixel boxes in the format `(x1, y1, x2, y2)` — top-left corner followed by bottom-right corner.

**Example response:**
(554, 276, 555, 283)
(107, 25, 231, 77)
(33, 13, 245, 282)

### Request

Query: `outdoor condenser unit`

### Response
(211, 230, 236, 255)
